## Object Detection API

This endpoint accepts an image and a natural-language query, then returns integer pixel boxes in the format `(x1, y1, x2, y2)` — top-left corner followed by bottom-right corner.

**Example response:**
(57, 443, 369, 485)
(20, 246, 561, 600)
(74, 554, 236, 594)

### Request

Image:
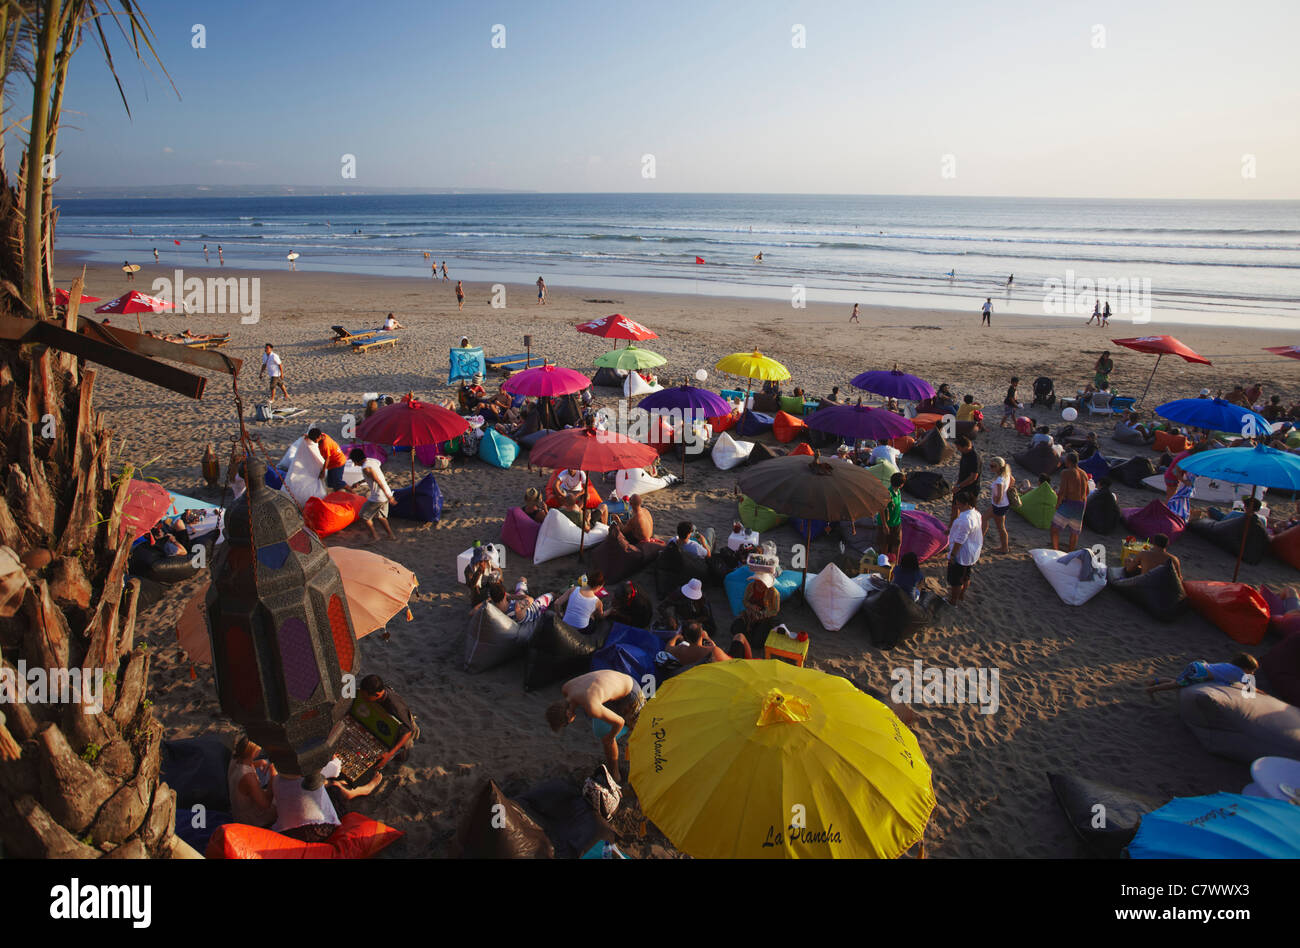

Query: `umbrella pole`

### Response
(1232, 485, 1256, 583)
(801, 520, 812, 596)
(1137, 354, 1162, 407)
(410, 450, 416, 490)
(136, 312, 143, 333)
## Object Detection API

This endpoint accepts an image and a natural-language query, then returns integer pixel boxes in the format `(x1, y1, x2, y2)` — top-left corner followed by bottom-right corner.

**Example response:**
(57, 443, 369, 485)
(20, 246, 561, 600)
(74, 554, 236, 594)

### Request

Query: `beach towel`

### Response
(1121, 500, 1186, 541)
(524, 615, 606, 691)
(464, 601, 531, 673)
(738, 494, 788, 533)
(1259, 630, 1300, 706)
(1013, 482, 1057, 530)
(1107, 562, 1189, 622)
(910, 427, 956, 465)
(391, 473, 443, 523)
(1047, 773, 1161, 859)
(773, 411, 807, 443)
(1030, 548, 1107, 606)
(804, 563, 871, 631)
(302, 491, 365, 537)
(1166, 482, 1194, 522)
(1083, 488, 1122, 534)
(533, 508, 611, 564)
(1188, 512, 1268, 564)
(477, 428, 518, 469)
(500, 507, 543, 558)
(724, 566, 801, 617)
(1178, 683, 1300, 764)
(858, 582, 939, 649)
(1271, 524, 1300, 571)
(1184, 581, 1270, 645)
(902, 470, 949, 501)
(1014, 442, 1063, 477)
(449, 346, 486, 384)
(450, 780, 553, 858)
(711, 431, 754, 471)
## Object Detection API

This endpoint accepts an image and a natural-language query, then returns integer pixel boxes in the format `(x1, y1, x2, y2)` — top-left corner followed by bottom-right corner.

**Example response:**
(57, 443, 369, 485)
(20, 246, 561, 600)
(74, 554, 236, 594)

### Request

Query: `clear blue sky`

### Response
(31, 0, 1300, 197)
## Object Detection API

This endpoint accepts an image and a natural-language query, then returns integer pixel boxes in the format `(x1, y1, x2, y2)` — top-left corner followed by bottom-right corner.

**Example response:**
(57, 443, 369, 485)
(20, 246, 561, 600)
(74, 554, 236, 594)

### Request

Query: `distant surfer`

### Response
(946, 269, 956, 280)
(1006, 274, 1014, 287)
(217, 245, 224, 266)
(203, 243, 209, 262)
(153, 247, 159, 263)
(850, 303, 860, 324)
(981, 298, 992, 327)
(288, 251, 297, 271)
(753, 252, 763, 262)
(123, 261, 135, 282)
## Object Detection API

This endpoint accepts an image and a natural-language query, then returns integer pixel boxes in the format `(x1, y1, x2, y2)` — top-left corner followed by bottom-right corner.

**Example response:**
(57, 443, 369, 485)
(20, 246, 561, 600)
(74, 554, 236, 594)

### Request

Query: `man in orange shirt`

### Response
(308, 427, 349, 490)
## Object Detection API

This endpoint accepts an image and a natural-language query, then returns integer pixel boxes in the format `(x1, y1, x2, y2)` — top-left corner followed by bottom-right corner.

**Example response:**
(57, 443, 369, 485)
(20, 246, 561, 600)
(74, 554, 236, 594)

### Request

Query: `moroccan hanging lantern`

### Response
(205, 472, 360, 779)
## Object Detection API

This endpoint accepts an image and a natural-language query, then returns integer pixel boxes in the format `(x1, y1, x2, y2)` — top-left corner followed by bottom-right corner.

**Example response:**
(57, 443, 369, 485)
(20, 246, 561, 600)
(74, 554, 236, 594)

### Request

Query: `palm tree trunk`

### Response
(22, 0, 62, 321)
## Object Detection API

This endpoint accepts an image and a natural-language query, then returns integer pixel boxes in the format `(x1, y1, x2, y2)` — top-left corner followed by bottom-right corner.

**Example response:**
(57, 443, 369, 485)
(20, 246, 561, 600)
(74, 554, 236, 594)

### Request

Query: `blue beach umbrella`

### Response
(1128, 792, 1300, 859)
(1155, 398, 1273, 440)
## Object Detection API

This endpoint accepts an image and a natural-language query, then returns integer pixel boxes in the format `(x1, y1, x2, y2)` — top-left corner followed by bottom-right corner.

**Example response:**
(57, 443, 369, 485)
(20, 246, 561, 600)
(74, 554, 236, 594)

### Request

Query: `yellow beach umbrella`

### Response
(715, 350, 791, 383)
(629, 661, 935, 858)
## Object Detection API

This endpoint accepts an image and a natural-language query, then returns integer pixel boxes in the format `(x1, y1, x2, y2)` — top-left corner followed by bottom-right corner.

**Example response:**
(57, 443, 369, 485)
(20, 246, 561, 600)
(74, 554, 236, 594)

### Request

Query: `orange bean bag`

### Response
(205, 812, 404, 859)
(788, 442, 814, 457)
(710, 411, 739, 435)
(1153, 430, 1192, 453)
(773, 410, 808, 444)
(1270, 524, 1300, 571)
(1184, 581, 1270, 645)
(889, 435, 916, 454)
(911, 413, 944, 432)
(302, 491, 366, 537)
(545, 471, 603, 510)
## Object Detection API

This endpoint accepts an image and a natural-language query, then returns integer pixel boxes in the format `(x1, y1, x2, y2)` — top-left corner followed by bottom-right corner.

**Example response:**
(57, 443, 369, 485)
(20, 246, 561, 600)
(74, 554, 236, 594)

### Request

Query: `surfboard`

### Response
(122, 264, 141, 273)
(286, 253, 300, 261)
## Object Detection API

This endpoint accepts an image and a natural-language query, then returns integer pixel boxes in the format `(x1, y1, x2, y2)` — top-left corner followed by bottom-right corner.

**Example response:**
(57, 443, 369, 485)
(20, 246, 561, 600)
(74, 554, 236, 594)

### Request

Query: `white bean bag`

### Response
(804, 562, 870, 631)
(615, 468, 670, 497)
(533, 508, 611, 565)
(869, 445, 902, 467)
(281, 436, 326, 507)
(624, 373, 663, 397)
(1030, 548, 1107, 606)
(712, 431, 754, 471)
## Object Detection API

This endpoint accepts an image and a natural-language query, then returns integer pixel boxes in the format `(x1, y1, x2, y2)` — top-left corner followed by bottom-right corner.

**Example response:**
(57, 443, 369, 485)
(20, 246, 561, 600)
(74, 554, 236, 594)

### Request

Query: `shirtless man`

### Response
(612, 493, 653, 543)
(1125, 533, 1182, 578)
(1050, 452, 1089, 552)
(545, 670, 645, 775)
(665, 621, 742, 665)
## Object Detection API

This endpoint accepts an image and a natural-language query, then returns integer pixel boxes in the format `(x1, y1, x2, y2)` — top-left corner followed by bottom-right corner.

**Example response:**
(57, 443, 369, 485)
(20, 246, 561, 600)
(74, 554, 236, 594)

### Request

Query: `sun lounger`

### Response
(331, 325, 381, 345)
(485, 352, 546, 372)
(351, 335, 398, 353)
(181, 335, 230, 350)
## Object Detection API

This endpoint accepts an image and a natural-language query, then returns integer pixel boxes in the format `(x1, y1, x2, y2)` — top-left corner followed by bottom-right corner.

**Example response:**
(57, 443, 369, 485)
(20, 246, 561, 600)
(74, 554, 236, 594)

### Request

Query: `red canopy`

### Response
(355, 396, 469, 447)
(575, 314, 657, 342)
(501, 363, 591, 397)
(1263, 346, 1300, 361)
(1111, 335, 1211, 366)
(120, 480, 173, 543)
(55, 288, 102, 305)
(528, 425, 660, 473)
(95, 291, 174, 315)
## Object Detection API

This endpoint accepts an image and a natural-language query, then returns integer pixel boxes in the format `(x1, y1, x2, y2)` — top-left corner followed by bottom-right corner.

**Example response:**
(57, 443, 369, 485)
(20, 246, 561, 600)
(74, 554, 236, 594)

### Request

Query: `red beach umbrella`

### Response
(502, 362, 592, 397)
(1263, 346, 1300, 361)
(120, 479, 174, 543)
(576, 314, 658, 347)
(355, 395, 470, 487)
(55, 288, 103, 305)
(1111, 335, 1212, 406)
(95, 290, 175, 332)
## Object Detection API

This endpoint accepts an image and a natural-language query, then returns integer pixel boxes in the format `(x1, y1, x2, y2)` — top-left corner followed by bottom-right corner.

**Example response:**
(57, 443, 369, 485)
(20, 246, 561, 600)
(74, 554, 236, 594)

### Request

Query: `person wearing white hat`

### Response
(665, 577, 714, 634)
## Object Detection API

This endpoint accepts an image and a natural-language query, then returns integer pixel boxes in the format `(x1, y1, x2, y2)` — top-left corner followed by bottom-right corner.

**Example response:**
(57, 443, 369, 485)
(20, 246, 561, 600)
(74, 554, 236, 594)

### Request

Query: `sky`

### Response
(21, 0, 1300, 198)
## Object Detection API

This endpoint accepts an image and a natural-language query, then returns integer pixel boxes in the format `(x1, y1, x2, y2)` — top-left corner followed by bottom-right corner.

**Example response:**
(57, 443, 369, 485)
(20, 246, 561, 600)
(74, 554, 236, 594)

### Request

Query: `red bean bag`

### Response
(1153, 430, 1192, 453)
(709, 411, 739, 435)
(788, 442, 815, 457)
(1259, 629, 1300, 706)
(302, 491, 365, 537)
(500, 506, 543, 558)
(545, 472, 603, 510)
(773, 411, 807, 444)
(1121, 500, 1185, 541)
(1270, 524, 1300, 570)
(889, 435, 915, 454)
(1184, 581, 1270, 645)
(1271, 612, 1300, 638)
(205, 812, 403, 859)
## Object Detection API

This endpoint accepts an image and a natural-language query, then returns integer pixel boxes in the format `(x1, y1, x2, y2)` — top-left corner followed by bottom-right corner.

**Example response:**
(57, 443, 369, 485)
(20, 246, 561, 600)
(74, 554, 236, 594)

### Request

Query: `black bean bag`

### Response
(518, 429, 550, 449)
(1110, 456, 1156, 489)
(909, 427, 955, 465)
(591, 367, 626, 388)
(451, 779, 554, 859)
(672, 439, 712, 464)
(749, 442, 784, 464)
(954, 420, 979, 441)
(160, 738, 232, 813)
(1112, 422, 1149, 446)
(902, 471, 950, 501)
(1014, 442, 1063, 477)
(523, 616, 606, 691)
(1083, 488, 1122, 534)
(464, 602, 531, 674)
(653, 541, 712, 598)
(1107, 563, 1189, 622)
(751, 392, 781, 413)
(1047, 773, 1162, 858)
(1187, 513, 1269, 565)
(858, 583, 939, 649)
(515, 780, 614, 859)
(1259, 630, 1300, 707)
(589, 529, 663, 585)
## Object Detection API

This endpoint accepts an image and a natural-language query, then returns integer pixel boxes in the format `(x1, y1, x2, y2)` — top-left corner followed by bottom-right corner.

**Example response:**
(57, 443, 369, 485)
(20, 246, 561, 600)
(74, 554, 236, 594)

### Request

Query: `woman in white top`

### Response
(984, 456, 1012, 554)
(555, 570, 605, 630)
(228, 736, 276, 828)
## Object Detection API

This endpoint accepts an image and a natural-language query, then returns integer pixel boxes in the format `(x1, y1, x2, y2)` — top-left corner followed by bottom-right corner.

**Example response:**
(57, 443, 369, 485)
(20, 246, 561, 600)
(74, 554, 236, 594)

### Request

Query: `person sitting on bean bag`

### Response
(1123, 533, 1181, 579)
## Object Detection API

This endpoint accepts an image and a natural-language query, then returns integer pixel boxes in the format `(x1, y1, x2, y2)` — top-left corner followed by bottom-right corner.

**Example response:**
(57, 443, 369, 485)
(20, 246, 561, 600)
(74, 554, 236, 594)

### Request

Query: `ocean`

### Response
(51, 193, 1300, 328)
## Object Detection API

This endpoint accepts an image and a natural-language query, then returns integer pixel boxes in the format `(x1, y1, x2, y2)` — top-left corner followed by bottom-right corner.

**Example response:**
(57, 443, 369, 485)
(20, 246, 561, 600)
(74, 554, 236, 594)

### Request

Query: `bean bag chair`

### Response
(653, 541, 713, 598)
(902, 471, 949, 501)
(1084, 488, 1122, 534)
(955, 420, 979, 441)
(517, 428, 550, 449)
(302, 491, 365, 538)
(1013, 482, 1057, 531)
(523, 616, 606, 691)
(591, 623, 661, 687)
(889, 435, 915, 455)
(591, 366, 626, 388)
(749, 442, 784, 464)
(1014, 442, 1062, 477)
(533, 509, 610, 565)
(779, 395, 805, 417)
(128, 543, 202, 585)
(1152, 430, 1192, 453)
(1184, 581, 1270, 645)
(866, 459, 898, 486)
(1259, 630, 1300, 706)
(1270, 524, 1300, 570)
(450, 779, 553, 858)
(500, 507, 543, 558)
(789, 517, 831, 543)
(1030, 548, 1107, 606)
(711, 431, 754, 471)
(1260, 583, 1300, 619)
(1188, 513, 1268, 565)
(464, 601, 532, 673)
(1047, 773, 1162, 858)
(514, 780, 615, 860)
(161, 738, 232, 814)
(1079, 452, 1113, 482)
(589, 529, 661, 585)
(391, 473, 443, 523)
(545, 472, 603, 510)
(1107, 563, 1188, 622)
(901, 510, 947, 563)
(858, 582, 938, 649)
(739, 411, 775, 437)
(773, 411, 807, 444)
(477, 428, 519, 469)
(724, 566, 801, 617)
(788, 442, 814, 457)
(804, 563, 871, 631)
(623, 372, 662, 398)
(751, 393, 781, 413)
(1112, 422, 1149, 446)
(1121, 500, 1185, 541)
(1110, 456, 1156, 489)
(710, 411, 740, 435)
(909, 427, 955, 465)
(738, 495, 788, 533)
(206, 812, 403, 860)
(1015, 416, 1034, 436)
(614, 468, 669, 497)
(414, 443, 444, 467)
(1178, 683, 1300, 763)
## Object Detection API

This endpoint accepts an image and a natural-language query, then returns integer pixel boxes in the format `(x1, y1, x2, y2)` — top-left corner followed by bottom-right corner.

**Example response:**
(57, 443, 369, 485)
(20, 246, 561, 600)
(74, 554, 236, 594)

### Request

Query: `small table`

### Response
(764, 630, 810, 667)
(1121, 539, 1151, 570)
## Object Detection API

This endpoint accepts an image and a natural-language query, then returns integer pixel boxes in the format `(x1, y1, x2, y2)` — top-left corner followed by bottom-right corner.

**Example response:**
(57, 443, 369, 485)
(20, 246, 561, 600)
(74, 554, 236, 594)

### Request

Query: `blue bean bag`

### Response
(1079, 452, 1113, 482)
(724, 566, 801, 617)
(591, 623, 661, 690)
(391, 473, 443, 522)
(739, 411, 775, 437)
(477, 428, 518, 469)
(789, 517, 831, 542)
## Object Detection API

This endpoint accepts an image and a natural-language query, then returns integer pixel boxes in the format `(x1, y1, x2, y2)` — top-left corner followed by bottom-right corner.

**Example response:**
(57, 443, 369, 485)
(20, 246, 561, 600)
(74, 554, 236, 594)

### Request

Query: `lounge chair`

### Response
(351, 335, 398, 354)
(181, 334, 230, 350)
(331, 325, 380, 346)
(484, 352, 546, 373)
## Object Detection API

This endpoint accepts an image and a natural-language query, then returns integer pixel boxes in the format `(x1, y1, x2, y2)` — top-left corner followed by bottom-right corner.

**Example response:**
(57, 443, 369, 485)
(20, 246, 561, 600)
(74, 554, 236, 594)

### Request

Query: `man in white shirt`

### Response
(259, 342, 290, 402)
(945, 489, 984, 605)
(557, 468, 587, 503)
(350, 448, 397, 542)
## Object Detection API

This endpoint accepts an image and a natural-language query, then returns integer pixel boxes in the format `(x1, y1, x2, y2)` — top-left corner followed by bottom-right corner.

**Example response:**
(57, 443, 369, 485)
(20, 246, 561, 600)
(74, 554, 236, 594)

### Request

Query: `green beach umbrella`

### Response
(593, 345, 667, 371)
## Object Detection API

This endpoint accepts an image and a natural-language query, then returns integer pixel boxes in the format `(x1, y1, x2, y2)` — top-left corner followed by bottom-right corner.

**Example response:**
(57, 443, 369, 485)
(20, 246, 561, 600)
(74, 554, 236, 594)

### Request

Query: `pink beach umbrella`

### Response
(501, 362, 592, 398)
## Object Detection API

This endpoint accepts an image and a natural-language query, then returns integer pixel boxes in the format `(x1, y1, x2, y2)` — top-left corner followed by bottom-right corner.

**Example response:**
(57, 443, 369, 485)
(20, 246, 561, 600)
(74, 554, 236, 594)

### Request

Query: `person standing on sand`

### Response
(259, 343, 289, 402)
(1000, 376, 1020, 428)
(546, 669, 644, 777)
(218, 245, 224, 266)
(945, 490, 984, 605)
(1050, 452, 1089, 552)
(123, 261, 135, 282)
(1102, 300, 1111, 326)
(455, 280, 465, 310)
(1088, 299, 1101, 326)
(536, 276, 547, 304)
(203, 244, 209, 262)
(850, 303, 860, 323)
(440, 261, 448, 281)
(981, 297, 992, 327)
(350, 448, 397, 543)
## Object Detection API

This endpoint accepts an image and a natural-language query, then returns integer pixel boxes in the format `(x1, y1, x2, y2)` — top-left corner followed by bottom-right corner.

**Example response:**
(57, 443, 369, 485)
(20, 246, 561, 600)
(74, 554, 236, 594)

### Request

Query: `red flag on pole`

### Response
(694, 256, 705, 264)
(173, 239, 181, 245)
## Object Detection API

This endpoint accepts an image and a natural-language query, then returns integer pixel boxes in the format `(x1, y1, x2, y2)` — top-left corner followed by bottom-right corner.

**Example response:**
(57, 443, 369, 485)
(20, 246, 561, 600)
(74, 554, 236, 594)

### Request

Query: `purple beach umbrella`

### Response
(850, 368, 936, 402)
(637, 385, 734, 481)
(806, 402, 915, 441)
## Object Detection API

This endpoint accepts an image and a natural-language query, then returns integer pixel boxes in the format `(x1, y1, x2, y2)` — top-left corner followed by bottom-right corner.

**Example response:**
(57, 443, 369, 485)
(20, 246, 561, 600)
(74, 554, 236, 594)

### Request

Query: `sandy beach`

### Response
(61, 254, 1300, 858)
